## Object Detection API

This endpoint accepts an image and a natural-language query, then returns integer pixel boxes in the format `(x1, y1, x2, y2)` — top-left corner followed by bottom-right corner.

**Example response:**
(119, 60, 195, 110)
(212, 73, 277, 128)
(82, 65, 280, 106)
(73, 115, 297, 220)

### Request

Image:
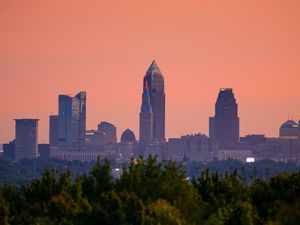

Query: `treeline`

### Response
(0, 157, 299, 185)
(0, 158, 95, 185)
(0, 157, 300, 225)
(187, 159, 299, 182)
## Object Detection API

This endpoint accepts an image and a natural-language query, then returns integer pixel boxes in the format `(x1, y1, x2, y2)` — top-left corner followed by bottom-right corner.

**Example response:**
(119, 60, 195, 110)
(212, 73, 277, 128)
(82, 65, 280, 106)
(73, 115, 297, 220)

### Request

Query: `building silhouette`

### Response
(3, 140, 15, 161)
(84, 121, 117, 154)
(142, 60, 165, 142)
(121, 129, 136, 143)
(98, 121, 117, 145)
(139, 81, 153, 143)
(58, 92, 86, 150)
(209, 88, 239, 149)
(120, 129, 137, 161)
(15, 119, 39, 161)
(279, 120, 299, 139)
(49, 115, 58, 148)
(298, 120, 300, 153)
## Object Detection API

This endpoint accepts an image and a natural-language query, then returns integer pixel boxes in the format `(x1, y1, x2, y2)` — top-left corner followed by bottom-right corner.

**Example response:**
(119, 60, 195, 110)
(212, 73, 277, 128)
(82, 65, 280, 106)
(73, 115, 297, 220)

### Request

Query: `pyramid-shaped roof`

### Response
(147, 60, 162, 74)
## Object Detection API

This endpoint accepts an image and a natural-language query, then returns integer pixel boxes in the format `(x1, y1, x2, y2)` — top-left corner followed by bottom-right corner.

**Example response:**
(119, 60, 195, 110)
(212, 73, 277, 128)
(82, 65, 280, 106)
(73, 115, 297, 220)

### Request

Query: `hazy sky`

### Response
(1, 0, 300, 143)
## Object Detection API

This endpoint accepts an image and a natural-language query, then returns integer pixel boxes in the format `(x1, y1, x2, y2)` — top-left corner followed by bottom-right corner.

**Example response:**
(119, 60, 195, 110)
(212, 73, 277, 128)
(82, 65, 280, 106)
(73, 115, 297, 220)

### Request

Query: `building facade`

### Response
(142, 60, 165, 142)
(279, 120, 299, 140)
(98, 121, 117, 145)
(49, 115, 58, 148)
(210, 88, 239, 149)
(119, 129, 137, 162)
(3, 140, 15, 161)
(58, 92, 86, 150)
(168, 134, 215, 162)
(15, 119, 39, 161)
(139, 81, 153, 143)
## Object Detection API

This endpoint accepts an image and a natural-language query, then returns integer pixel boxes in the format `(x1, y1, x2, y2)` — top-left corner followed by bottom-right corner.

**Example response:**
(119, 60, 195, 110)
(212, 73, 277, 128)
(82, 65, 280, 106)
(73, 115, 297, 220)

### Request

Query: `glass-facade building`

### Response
(58, 92, 86, 150)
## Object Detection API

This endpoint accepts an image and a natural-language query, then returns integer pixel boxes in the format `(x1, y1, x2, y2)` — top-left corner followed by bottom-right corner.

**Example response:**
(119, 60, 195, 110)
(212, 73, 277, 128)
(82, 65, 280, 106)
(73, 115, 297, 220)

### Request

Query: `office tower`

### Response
(98, 121, 117, 144)
(209, 88, 239, 149)
(15, 119, 39, 161)
(58, 91, 86, 150)
(142, 60, 165, 142)
(139, 81, 153, 143)
(49, 115, 58, 147)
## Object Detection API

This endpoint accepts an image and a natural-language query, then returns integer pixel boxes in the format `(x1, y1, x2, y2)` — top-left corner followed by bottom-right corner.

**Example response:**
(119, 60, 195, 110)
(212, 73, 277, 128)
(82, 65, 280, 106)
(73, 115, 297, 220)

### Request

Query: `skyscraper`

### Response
(58, 91, 86, 150)
(15, 119, 39, 161)
(139, 81, 153, 143)
(209, 88, 239, 149)
(142, 60, 165, 142)
(49, 115, 58, 148)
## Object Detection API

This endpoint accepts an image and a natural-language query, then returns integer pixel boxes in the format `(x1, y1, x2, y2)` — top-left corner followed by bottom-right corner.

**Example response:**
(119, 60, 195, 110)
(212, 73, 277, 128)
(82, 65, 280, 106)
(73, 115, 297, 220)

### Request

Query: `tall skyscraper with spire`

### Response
(139, 81, 153, 143)
(209, 88, 239, 149)
(141, 60, 166, 142)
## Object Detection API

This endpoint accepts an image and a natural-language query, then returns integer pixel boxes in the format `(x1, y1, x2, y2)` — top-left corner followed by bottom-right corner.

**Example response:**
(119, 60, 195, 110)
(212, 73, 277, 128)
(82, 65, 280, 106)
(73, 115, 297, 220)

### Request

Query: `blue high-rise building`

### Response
(58, 91, 86, 150)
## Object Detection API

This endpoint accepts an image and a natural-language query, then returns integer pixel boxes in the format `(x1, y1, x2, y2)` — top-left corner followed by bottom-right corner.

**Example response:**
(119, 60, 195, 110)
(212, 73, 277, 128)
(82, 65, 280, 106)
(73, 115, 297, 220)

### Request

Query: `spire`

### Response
(149, 60, 158, 68)
(147, 60, 161, 74)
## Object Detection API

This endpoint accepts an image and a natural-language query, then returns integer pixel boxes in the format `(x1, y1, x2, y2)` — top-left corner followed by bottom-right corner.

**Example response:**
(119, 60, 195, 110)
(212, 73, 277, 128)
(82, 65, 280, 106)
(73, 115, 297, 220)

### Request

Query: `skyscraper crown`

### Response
(147, 60, 162, 75)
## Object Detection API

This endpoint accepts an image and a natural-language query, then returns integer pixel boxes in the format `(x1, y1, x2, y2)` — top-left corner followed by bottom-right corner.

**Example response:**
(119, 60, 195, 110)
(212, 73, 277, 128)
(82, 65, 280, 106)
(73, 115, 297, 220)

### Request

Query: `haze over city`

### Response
(1, 0, 300, 143)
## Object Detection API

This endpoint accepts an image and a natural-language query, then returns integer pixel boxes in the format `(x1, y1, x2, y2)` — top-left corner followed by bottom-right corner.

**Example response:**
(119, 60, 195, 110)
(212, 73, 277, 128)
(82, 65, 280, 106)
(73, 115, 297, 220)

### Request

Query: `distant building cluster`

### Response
(1, 61, 300, 163)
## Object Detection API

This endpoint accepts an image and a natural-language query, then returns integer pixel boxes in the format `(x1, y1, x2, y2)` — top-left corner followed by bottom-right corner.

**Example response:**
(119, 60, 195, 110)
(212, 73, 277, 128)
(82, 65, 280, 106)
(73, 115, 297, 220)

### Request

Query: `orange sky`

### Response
(1, 0, 300, 143)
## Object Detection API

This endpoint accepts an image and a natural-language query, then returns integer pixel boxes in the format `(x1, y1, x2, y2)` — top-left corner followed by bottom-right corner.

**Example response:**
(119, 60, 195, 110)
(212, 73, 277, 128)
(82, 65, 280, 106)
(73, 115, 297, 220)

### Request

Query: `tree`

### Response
(0, 198, 9, 225)
(144, 199, 187, 225)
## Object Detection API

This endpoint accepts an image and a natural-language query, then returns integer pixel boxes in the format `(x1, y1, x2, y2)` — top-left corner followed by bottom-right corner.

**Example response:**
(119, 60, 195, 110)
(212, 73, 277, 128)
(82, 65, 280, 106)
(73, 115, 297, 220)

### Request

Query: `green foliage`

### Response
(0, 198, 9, 225)
(81, 159, 114, 202)
(144, 199, 187, 225)
(117, 156, 204, 224)
(0, 157, 299, 225)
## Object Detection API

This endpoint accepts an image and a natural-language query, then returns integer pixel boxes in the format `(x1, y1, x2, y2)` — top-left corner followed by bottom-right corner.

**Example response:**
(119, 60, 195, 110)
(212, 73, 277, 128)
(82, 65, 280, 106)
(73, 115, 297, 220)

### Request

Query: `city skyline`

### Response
(1, 59, 300, 144)
(1, 1, 300, 143)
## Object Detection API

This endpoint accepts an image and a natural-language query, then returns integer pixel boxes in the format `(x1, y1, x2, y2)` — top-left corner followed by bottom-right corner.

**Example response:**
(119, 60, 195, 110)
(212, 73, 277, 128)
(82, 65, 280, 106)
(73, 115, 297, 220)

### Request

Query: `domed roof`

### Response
(280, 120, 298, 128)
(121, 129, 136, 143)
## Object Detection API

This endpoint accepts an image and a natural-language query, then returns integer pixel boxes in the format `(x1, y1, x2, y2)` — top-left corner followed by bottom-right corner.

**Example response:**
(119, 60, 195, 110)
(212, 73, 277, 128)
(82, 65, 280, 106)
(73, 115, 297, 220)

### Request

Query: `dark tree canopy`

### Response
(0, 156, 300, 225)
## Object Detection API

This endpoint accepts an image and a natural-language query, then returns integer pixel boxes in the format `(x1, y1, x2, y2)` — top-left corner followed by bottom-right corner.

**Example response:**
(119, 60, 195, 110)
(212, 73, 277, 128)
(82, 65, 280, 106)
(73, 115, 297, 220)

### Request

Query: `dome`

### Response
(121, 129, 136, 143)
(280, 120, 298, 128)
(279, 120, 299, 139)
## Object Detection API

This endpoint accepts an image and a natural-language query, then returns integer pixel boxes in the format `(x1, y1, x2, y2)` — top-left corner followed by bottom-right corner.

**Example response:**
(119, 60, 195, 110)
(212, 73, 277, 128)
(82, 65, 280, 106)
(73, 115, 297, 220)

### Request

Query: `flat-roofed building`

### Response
(15, 119, 39, 161)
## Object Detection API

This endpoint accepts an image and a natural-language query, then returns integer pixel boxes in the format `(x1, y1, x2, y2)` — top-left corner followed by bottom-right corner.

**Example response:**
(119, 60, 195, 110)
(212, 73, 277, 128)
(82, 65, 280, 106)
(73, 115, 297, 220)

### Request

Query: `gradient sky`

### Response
(1, 0, 300, 143)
